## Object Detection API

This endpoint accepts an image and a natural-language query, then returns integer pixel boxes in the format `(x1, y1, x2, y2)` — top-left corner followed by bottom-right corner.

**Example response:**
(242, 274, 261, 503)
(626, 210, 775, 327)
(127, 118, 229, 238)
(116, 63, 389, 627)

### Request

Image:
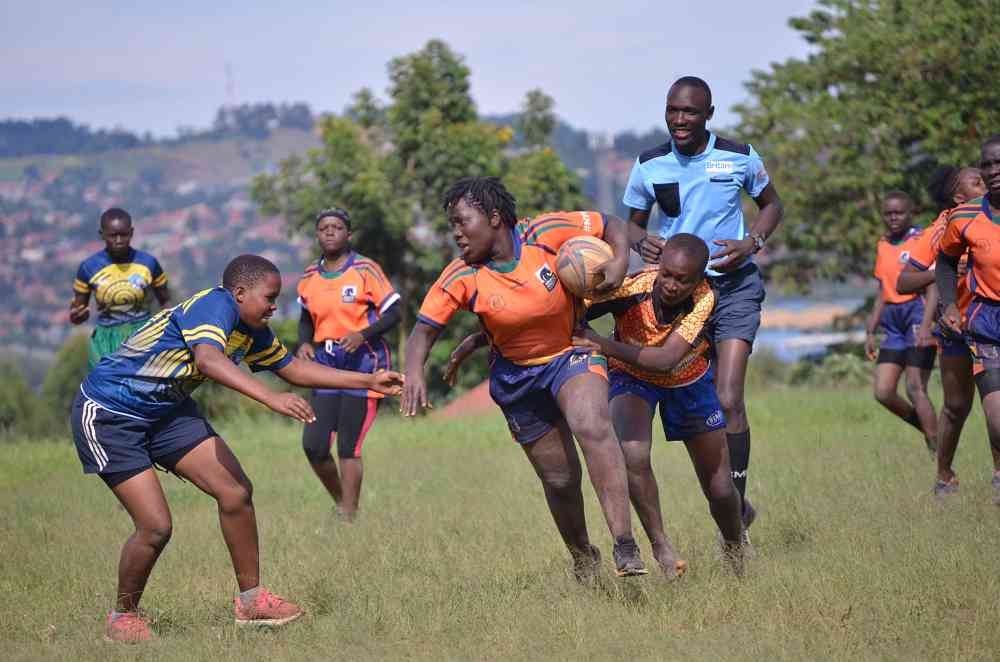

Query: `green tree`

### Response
(733, 0, 1000, 284)
(517, 89, 557, 149)
(252, 40, 588, 400)
(41, 333, 89, 421)
(0, 361, 46, 438)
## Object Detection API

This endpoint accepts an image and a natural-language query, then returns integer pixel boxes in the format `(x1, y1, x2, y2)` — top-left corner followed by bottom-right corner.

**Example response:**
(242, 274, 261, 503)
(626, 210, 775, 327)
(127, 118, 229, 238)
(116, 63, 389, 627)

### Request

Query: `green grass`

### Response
(2, 385, 999, 660)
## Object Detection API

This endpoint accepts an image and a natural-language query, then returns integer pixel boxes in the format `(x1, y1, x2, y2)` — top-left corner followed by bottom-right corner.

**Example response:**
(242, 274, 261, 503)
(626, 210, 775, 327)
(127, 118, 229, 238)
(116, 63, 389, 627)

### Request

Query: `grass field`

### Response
(3, 384, 1000, 661)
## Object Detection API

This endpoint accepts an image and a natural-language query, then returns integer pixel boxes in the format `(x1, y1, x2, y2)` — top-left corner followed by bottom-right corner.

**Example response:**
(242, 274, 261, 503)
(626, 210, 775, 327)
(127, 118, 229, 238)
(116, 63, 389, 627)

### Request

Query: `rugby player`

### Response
(402, 176, 647, 579)
(71, 255, 403, 641)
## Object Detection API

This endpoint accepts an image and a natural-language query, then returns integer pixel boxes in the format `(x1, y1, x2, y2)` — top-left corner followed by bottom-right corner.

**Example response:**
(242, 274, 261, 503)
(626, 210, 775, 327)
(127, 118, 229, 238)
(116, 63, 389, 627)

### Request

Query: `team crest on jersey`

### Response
(705, 160, 734, 174)
(569, 353, 587, 366)
(128, 274, 146, 289)
(706, 409, 724, 428)
(342, 286, 357, 303)
(488, 294, 506, 311)
(898, 251, 911, 265)
(536, 265, 557, 291)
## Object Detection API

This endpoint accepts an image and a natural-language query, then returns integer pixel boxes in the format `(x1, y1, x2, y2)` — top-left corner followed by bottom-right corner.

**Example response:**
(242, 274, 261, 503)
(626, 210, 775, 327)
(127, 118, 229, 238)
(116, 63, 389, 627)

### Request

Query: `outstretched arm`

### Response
(572, 327, 693, 374)
(401, 321, 444, 416)
(275, 357, 402, 396)
(192, 343, 315, 423)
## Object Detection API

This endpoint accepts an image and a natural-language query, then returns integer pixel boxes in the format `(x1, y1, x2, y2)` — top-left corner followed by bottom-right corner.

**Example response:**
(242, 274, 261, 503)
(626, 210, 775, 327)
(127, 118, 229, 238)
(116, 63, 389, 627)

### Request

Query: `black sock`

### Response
(902, 410, 922, 432)
(727, 430, 751, 510)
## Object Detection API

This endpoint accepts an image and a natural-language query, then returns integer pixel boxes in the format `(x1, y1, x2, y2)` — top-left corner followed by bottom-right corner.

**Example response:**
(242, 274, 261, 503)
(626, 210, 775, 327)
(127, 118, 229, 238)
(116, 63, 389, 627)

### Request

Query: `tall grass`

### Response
(2, 384, 998, 661)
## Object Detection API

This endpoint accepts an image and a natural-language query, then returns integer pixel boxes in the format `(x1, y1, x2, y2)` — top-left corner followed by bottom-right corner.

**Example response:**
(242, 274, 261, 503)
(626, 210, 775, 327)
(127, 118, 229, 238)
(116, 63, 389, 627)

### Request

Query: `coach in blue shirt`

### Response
(624, 76, 784, 545)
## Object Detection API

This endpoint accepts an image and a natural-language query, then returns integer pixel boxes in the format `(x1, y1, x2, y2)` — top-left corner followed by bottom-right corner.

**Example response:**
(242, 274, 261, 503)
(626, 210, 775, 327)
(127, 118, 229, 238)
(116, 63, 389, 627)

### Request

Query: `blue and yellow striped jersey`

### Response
(74, 248, 168, 327)
(81, 287, 292, 420)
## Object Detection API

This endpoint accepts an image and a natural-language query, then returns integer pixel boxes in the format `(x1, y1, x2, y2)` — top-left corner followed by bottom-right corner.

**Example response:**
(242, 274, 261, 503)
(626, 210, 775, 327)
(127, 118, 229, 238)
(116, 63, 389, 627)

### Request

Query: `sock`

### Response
(239, 586, 260, 606)
(902, 411, 922, 432)
(727, 429, 751, 510)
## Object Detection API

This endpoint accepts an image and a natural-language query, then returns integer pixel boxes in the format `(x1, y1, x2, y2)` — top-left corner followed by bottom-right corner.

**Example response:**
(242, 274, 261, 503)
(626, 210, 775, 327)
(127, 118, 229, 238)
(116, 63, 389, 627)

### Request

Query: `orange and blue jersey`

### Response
(73, 248, 168, 326)
(297, 252, 399, 342)
(80, 287, 291, 420)
(908, 207, 974, 314)
(939, 196, 999, 302)
(874, 226, 922, 304)
(417, 211, 607, 366)
(586, 269, 714, 388)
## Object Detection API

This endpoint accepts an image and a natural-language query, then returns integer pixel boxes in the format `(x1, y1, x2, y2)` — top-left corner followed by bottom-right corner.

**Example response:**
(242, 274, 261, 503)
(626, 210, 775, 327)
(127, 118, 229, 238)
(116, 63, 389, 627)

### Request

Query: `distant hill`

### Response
(0, 110, 669, 356)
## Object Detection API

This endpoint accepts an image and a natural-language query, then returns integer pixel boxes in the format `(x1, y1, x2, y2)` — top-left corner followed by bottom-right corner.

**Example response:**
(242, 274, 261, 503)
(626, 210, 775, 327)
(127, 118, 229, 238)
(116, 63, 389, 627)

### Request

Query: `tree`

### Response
(0, 361, 45, 438)
(518, 89, 557, 149)
(733, 0, 1000, 284)
(252, 40, 588, 400)
(40, 333, 89, 421)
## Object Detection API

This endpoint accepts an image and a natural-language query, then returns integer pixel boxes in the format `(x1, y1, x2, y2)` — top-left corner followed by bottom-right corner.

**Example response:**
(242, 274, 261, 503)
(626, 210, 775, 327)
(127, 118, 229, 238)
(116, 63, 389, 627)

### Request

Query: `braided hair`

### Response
(442, 177, 518, 227)
(926, 166, 961, 211)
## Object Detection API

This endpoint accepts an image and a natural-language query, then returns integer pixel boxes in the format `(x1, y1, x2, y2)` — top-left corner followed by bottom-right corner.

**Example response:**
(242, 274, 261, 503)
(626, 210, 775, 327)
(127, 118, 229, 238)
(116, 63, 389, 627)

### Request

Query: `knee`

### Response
(705, 472, 736, 504)
(303, 435, 332, 464)
(139, 522, 172, 550)
(716, 383, 745, 418)
(570, 413, 611, 445)
(217, 478, 254, 513)
(539, 466, 582, 494)
(873, 383, 894, 406)
(942, 396, 972, 422)
(621, 444, 652, 476)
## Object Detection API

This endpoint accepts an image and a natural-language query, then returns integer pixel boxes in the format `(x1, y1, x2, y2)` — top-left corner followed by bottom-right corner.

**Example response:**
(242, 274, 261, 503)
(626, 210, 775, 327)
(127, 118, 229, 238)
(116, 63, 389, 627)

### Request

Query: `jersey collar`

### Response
(318, 251, 356, 278)
(670, 131, 716, 161)
(103, 247, 136, 264)
(486, 227, 522, 273)
(984, 193, 994, 221)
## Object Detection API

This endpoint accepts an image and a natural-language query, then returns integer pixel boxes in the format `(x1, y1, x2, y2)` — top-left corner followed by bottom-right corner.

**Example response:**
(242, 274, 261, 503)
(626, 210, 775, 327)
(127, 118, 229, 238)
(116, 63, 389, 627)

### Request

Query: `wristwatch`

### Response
(748, 231, 765, 254)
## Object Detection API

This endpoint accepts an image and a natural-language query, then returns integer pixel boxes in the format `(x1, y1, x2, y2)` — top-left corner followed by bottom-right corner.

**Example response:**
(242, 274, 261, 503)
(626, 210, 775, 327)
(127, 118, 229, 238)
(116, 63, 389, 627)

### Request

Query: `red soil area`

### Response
(434, 380, 497, 421)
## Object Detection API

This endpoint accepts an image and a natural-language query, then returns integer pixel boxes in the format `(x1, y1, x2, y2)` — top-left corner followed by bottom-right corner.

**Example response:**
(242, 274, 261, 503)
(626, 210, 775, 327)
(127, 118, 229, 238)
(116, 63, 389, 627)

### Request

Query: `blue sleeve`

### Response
(622, 158, 654, 211)
(74, 259, 93, 293)
(743, 145, 770, 198)
(244, 327, 292, 373)
(178, 290, 238, 352)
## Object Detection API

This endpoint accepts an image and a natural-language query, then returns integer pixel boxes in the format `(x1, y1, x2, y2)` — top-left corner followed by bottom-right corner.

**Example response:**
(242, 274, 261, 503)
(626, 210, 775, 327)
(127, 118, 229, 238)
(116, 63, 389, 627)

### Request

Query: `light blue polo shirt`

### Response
(623, 132, 770, 276)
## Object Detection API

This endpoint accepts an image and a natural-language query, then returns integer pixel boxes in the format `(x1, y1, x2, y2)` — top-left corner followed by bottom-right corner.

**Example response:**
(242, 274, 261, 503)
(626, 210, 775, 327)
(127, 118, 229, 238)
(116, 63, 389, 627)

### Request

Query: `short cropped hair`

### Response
(222, 254, 280, 290)
(442, 176, 518, 227)
(883, 190, 914, 209)
(663, 232, 709, 272)
(315, 207, 351, 231)
(100, 207, 132, 229)
(670, 76, 713, 107)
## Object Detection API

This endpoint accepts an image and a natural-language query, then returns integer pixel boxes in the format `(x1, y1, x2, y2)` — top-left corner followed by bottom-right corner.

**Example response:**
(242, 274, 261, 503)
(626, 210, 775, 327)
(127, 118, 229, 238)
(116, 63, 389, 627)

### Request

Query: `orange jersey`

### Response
(874, 226, 922, 304)
(940, 196, 1000, 302)
(907, 208, 973, 312)
(587, 269, 713, 388)
(297, 253, 399, 341)
(418, 211, 607, 366)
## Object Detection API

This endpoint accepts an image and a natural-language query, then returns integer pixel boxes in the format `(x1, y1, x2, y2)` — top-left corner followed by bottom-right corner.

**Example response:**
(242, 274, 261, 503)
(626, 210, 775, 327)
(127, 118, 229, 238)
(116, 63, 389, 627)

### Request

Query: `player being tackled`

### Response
(572, 233, 746, 574)
(71, 255, 403, 642)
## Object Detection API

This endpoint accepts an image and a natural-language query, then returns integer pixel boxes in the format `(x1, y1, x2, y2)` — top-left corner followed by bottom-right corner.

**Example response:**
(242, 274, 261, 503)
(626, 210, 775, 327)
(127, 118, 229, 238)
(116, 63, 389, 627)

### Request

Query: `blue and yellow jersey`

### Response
(81, 287, 292, 420)
(73, 248, 168, 327)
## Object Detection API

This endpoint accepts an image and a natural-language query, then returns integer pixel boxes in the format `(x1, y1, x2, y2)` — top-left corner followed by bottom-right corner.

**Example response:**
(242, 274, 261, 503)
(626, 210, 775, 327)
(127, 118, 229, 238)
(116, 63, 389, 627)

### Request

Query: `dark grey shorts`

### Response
(708, 263, 766, 346)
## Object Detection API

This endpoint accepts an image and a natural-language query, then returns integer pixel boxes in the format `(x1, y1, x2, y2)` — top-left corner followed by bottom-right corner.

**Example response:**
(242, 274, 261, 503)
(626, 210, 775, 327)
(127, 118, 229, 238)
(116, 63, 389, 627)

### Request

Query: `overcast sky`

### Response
(1, 1, 816, 137)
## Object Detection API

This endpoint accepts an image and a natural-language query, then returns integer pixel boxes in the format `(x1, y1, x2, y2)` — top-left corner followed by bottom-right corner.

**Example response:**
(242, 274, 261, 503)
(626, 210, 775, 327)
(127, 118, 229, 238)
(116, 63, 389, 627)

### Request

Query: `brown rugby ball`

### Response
(555, 235, 614, 297)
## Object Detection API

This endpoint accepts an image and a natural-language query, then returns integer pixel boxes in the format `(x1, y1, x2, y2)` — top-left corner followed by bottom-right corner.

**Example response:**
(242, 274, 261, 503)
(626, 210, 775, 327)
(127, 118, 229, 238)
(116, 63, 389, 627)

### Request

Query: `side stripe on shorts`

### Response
(82, 400, 109, 471)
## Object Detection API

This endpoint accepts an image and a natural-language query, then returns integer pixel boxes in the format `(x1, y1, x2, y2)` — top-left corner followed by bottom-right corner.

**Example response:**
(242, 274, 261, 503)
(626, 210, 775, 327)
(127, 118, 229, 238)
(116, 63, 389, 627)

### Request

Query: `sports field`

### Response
(3, 383, 999, 661)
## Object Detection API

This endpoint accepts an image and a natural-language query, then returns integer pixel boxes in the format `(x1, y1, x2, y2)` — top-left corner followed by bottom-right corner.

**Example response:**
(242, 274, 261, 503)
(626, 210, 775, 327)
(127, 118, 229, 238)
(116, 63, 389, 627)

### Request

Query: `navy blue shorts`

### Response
(609, 368, 725, 442)
(71, 391, 216, 479)
(878, 299, 924, 350)
(935, 328, 970, 359)
(489, 350, 608, 445)
(313, 338, 391, 397)
(707, 263, 766, 346)
(966, 299, 1000, 376)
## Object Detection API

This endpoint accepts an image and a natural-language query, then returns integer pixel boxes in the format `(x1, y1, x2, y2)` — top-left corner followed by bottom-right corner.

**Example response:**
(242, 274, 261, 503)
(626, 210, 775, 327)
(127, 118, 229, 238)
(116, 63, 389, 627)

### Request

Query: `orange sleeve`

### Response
(360, 260, 398, 311)
(939, 217, 971, 258)
(416, 260, 476, 329)
(522, 211, 606, 253)
(905, 228, 936, 270)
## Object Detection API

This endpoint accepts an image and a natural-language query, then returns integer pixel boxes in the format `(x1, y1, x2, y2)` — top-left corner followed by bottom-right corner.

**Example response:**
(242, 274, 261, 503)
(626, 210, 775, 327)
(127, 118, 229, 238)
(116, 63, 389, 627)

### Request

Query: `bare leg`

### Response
(610, 394, 678, 574)
(522, 422, 590, 556)
(556, 373, 633, 540)
(173, 437, 259, 591)
(937, 353, 975, 482)
(683, 430, 742, 544)
(978, 389, 1000, 472)
(904, 364, 938, 451)
(308, 456, 343, 504)
(109, 469, 173, 612)
(337, 457, 363, 520)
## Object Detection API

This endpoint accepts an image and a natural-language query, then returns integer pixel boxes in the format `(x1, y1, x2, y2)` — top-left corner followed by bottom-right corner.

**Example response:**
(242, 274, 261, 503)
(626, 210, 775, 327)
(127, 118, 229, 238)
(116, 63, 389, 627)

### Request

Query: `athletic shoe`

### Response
(234, 588, 304, 627)
(933, 475, 959, 499)
(992, 472, 1000, 506)
(104, 611, 152, 643)
(571, 544, 602, 584)
(612, 537, 648, 577)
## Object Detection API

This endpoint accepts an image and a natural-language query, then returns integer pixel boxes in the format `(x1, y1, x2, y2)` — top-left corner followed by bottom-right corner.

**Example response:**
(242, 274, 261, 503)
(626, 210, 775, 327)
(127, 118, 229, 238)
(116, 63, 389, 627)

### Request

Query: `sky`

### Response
(1, 1, 816, 137)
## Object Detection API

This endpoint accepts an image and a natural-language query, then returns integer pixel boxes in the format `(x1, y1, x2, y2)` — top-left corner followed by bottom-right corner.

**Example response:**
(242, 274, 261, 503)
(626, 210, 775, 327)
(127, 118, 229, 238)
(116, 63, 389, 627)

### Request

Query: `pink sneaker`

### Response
(233, 588, 304, 627)
(104, 611, 153, 642)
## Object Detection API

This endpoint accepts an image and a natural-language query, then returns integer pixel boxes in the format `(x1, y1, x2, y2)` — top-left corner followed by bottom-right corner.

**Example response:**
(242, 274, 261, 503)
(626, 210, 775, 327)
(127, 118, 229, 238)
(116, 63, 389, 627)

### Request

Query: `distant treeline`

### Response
(0, 102, 316, 158)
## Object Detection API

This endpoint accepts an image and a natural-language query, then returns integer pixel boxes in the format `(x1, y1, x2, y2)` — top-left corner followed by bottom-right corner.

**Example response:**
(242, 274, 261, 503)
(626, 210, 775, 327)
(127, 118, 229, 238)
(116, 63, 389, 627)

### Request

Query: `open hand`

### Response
(267, 392, 316, 423)
(571, 327, 604, 353)
(370, 370, 404, 396)
(401, 374, 431, 417)
(337, 332, 365, 353)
